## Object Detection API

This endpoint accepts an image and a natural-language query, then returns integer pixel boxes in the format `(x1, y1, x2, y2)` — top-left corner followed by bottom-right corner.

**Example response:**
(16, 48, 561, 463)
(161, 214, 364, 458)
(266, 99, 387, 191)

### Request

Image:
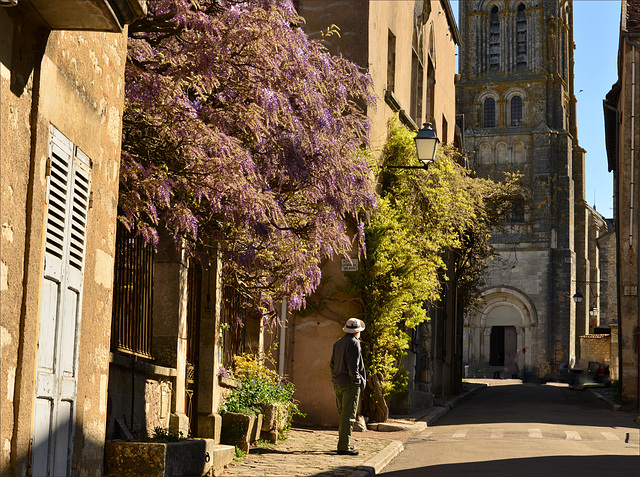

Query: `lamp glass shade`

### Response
(414, 123, 440, 163)
(573, 292, 583, 303)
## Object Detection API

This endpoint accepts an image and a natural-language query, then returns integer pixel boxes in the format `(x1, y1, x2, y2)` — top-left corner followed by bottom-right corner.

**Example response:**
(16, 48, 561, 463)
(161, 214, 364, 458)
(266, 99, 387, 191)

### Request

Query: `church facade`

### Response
(456, 0, 607, 379)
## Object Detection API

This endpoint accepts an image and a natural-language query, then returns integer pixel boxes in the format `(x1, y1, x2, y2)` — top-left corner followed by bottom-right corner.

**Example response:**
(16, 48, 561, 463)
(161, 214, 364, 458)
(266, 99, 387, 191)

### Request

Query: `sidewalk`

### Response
(218, 383, 485, 477)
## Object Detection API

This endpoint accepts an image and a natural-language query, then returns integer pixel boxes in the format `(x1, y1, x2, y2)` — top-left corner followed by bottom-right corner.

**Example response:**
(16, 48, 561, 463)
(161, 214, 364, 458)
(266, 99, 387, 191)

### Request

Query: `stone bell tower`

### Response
(456, 0, 591, 379)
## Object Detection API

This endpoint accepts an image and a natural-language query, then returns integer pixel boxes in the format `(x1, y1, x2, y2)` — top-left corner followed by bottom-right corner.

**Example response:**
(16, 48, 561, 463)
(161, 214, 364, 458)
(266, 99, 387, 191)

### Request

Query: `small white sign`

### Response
(341, 258, 359, 272)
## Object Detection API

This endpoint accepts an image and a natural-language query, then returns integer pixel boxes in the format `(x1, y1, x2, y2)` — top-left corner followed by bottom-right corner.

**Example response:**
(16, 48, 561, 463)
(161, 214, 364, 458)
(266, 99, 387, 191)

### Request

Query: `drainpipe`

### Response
(626, 36, 640, 410)
(278, 298, 287, 377)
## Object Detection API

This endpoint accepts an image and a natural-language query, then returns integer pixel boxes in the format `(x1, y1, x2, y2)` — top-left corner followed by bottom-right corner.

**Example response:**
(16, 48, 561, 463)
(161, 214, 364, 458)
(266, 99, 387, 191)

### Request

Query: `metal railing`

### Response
(111, 222, 154, 358)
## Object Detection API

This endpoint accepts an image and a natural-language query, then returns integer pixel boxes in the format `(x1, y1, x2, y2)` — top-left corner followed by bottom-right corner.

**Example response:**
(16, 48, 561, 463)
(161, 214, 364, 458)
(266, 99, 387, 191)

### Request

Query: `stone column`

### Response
(152, 232, 189, 435)
(482, 328, 492, 364)
(196, 245, 224, 441)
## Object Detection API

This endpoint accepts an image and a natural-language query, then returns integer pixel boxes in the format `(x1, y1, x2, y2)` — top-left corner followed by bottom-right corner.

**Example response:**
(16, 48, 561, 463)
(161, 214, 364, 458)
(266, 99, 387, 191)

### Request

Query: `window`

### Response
(479, 142, 492, 164)
(410, 45, 424, 125)
(511, 95, 523, 126)
(510, 197, 525, 223)
(484, 98, 496, 127)
(442, 115, 448, 145)
(387, 30, 396, 92)
(513, 141, 525, 164)
(516, 3, 527, 69)
(111, 222, 154, 358)
(497, 142, 508, 164)
(489, 6, 500, 71)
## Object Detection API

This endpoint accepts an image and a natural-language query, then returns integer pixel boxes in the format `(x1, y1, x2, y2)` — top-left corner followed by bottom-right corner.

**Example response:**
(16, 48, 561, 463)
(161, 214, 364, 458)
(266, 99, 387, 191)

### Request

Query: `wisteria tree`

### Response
(120, 0, 375, 315)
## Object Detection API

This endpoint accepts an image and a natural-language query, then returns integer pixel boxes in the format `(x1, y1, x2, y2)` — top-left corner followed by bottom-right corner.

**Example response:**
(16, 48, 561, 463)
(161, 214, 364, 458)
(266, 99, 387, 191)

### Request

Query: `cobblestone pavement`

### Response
(218, 383, 485, 477)
(219, 426, 409, 477)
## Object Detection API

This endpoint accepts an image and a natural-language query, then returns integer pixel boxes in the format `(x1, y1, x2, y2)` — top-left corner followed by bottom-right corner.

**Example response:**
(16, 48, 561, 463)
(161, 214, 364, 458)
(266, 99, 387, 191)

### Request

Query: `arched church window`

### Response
(489, 6, 500, 71)
(497, 142, 508, 164)
(511, 95, 523, 126)
(516, 3, 527, 69)
(484, 98, 496, 127)
(513, 141, 525, 164)
(479, 142, 492, 164)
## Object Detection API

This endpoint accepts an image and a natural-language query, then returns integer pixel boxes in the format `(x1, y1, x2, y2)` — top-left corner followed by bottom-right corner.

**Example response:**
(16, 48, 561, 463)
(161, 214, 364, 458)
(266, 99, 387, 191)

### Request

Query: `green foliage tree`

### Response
(348, 119, 520, 420)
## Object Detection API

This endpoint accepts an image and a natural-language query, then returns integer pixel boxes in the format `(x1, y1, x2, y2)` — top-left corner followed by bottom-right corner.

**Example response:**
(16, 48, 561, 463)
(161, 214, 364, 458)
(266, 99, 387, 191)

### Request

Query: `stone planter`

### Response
(220, 412, 257, 452)
(260, 403, 289, 443)
(105, 439, 217, 477)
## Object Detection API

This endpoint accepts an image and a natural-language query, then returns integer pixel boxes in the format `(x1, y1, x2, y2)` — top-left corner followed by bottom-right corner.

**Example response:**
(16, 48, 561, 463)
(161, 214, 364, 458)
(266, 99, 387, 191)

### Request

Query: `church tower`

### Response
(457, 0, 591, 378)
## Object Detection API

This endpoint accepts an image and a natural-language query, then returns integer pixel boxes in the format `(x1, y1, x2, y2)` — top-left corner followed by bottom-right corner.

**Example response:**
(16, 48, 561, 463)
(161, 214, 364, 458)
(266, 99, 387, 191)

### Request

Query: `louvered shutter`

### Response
(32, 126, 91, 477)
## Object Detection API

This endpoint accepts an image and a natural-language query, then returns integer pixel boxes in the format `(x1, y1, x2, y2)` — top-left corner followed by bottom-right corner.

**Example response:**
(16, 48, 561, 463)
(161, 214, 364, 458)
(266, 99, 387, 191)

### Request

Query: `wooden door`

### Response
(32, 126, 91, 477)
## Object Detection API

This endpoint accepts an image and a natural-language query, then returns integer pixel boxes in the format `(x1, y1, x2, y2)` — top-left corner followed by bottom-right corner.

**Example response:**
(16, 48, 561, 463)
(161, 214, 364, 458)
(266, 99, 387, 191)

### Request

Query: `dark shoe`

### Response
(337, 449, 359, 456)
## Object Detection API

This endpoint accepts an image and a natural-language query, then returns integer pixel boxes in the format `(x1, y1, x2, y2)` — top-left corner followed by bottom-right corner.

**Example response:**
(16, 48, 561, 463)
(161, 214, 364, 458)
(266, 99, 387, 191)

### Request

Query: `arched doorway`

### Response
(464, 286, 537, 377)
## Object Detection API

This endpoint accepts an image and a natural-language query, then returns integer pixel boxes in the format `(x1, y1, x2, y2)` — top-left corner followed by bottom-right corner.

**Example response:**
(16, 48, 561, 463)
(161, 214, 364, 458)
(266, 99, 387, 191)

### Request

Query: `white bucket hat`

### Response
(343, 318, 365, 333)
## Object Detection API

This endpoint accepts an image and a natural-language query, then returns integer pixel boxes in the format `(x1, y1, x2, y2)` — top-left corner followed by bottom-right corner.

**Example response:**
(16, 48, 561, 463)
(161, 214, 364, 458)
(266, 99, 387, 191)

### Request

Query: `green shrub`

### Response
(220, 355, 304, 425)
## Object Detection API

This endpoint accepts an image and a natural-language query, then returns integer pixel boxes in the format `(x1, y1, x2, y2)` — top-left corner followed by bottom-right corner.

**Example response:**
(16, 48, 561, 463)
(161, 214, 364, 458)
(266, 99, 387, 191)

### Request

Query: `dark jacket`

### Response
(330, 333, 366, 389)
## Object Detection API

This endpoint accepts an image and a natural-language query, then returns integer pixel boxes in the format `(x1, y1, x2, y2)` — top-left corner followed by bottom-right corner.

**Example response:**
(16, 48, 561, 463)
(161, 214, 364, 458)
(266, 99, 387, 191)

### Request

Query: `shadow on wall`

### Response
(26, 411, 105, 477)
(106, 356, 174, 441)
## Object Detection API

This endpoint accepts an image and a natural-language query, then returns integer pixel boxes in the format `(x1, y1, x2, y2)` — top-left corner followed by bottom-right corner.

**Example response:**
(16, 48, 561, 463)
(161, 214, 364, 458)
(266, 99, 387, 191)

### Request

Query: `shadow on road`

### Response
(437, 381, 638, 430)
(379, 454, 640, 477)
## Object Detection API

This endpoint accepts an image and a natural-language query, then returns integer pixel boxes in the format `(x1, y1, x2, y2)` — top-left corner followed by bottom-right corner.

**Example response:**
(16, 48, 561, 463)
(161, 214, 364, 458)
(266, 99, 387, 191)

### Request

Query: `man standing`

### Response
(330, 318, 366, 455)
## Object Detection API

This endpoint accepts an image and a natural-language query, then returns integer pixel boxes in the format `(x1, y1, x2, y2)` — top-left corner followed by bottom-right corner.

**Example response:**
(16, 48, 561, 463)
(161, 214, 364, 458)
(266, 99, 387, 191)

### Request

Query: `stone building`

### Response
(0, 2, 145, 476)
(456, 0, 608, 380)
(283, 0, 460, 426)
(604, 0, 640, 410)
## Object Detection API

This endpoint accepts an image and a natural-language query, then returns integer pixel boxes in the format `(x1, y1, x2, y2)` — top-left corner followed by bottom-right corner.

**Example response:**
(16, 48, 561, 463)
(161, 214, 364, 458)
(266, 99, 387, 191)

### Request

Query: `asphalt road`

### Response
(380, 380, 640, 477)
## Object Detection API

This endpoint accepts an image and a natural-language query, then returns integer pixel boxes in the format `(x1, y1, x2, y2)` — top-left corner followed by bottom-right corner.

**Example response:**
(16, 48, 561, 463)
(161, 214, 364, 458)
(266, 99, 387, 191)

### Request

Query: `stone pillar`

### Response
(482, 328, 492, 364)
(463, 328, 470, 364)
(153, 232, 189, 435)
(197, 245, 223, 441)
(524, 327, 532, 369)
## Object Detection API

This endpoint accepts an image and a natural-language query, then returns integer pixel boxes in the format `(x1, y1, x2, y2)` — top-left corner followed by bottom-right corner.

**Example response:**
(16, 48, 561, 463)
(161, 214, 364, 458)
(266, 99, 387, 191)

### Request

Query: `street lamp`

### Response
(415, 122, 440, 165)
(573, 291, 583, 303)
(387, 122, 440, 170)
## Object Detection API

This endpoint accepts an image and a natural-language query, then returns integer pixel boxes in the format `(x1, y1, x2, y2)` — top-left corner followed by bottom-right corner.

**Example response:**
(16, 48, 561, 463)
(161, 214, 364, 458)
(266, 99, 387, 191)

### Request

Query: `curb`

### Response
(347, 383, 486, 476)
(588, 388, 621, 411)
(418, 383, 487, 426)
(348, 440, 404, 477)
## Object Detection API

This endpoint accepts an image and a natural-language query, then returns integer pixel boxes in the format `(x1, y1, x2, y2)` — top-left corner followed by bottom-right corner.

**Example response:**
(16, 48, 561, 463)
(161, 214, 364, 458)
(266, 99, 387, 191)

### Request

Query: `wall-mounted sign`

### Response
(341, 258, 358, 272)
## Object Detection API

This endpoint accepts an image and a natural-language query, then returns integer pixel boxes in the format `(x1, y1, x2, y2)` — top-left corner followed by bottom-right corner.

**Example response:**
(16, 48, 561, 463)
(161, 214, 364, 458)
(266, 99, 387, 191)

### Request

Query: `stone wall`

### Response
(107, 355, 174, 440)
(578, 334, 611, 369)
(1, 6, 129, 475)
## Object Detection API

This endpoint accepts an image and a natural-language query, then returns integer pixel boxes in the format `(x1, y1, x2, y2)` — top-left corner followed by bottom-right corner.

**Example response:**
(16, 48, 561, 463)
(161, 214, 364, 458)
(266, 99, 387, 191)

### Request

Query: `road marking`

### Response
(491, 428, 503, 439)
(452, 430, 468, 438)
(601, 432, 619, 441)
(528, 429, 543, 438)
(565, 431, 582, 441)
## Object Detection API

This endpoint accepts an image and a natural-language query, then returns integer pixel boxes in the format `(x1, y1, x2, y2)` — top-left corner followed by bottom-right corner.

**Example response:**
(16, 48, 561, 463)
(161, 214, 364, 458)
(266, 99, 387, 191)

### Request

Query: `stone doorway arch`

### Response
(464, 286, 538, 376)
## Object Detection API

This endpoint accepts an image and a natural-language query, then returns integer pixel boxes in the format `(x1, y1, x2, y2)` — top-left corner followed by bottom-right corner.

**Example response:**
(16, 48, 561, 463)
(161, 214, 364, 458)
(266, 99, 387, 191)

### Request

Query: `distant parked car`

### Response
(569, 361, 611, 389)
(587, 361, 611, 386)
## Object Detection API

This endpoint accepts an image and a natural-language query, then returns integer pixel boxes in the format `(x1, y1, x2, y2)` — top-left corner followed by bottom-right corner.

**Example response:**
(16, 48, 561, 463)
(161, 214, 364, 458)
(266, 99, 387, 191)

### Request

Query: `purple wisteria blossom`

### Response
(120, 0, 375, 317)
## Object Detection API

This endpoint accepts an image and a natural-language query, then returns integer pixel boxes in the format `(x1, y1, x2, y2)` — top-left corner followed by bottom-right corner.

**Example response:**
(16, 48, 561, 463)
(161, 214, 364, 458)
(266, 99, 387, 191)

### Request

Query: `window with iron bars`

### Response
(111, 222, 154, 358)
(484, 98, 496, 128)
(511, 95, 523, 126)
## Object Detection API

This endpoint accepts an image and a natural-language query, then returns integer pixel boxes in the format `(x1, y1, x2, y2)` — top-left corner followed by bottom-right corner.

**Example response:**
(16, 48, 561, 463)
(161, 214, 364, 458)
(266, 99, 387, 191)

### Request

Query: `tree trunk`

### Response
(361, 374, 388, 422)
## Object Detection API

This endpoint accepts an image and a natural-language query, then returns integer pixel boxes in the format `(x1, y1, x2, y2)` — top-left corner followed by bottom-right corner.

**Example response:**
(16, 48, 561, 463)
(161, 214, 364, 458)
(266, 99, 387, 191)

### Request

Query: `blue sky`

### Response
(451, 1, 621, 217)
(573, 0, 620, 217)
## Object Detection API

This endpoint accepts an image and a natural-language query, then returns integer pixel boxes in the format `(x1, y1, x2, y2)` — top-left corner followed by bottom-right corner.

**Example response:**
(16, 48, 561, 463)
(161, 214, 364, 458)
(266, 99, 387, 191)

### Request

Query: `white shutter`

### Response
(33, 126, 91, 477)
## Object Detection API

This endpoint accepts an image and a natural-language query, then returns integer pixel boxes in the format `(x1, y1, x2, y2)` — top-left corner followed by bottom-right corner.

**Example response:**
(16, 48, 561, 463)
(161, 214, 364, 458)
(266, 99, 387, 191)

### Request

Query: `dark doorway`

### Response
(490, 325, 518, 374)
(490, 326, 505, 366)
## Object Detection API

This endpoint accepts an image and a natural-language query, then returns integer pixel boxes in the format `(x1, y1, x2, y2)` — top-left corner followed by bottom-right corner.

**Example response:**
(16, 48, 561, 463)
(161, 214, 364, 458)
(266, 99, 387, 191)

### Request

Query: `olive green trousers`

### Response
(333, 382, 361, 451)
